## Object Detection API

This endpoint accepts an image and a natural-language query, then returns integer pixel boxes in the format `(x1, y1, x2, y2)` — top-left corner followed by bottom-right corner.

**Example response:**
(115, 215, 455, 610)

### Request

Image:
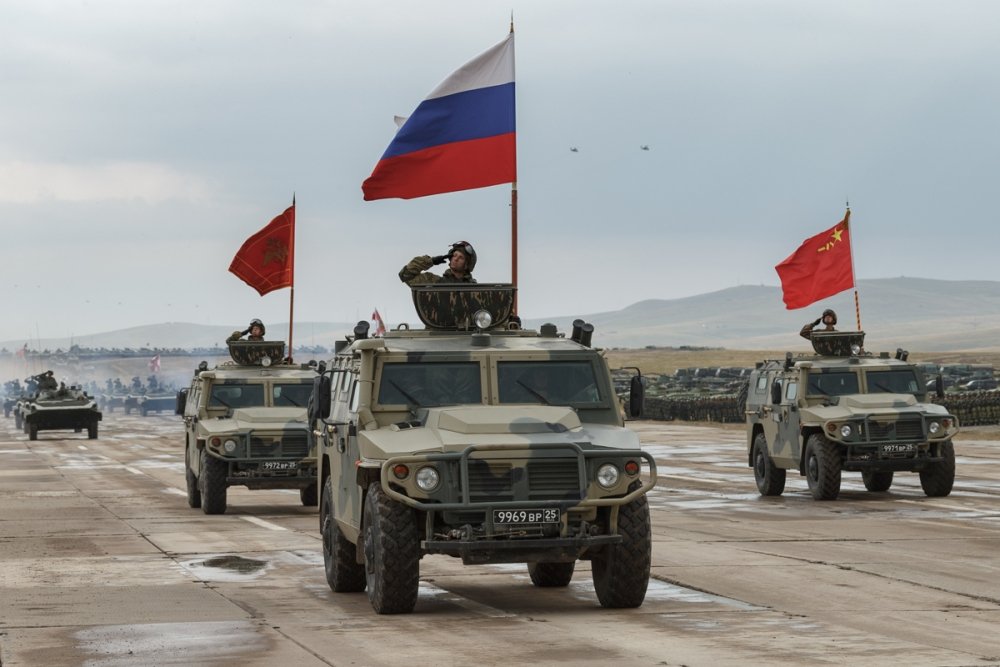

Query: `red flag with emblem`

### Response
(371, 309, 387, 337)
(229, 205, 295, 296)
(775, 211, 854, 309)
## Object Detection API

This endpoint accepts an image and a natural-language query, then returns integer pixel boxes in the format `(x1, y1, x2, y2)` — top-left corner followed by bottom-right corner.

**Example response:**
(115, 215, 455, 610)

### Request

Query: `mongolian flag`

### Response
(229, 205, 295, 296)
(362, 32, 516, 200)
(775, 211, 854, 309)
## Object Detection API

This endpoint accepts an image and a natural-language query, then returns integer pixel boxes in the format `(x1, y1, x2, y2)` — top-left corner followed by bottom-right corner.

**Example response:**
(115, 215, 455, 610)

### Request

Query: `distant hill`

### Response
(3, 278, 998, 353)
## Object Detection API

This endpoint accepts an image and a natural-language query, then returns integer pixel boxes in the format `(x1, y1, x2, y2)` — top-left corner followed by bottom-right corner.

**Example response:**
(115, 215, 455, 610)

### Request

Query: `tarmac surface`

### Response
(1, 413, 999, 666)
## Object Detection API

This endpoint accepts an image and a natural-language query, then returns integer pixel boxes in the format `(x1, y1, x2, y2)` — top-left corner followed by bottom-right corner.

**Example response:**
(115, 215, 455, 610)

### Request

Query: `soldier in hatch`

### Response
(800, 308, 837, 340)
(228, 318, 266, 343)
(399, 241, 477, 285)
(35, 371, 58, 392)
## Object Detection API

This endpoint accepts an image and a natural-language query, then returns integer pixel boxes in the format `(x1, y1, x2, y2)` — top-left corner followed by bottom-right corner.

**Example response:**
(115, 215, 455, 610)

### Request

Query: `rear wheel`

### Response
(753, 433, 786, 496)
(300, 482, 318, 507)
(199, 449, 227, 514)
(805, 433, 841, 501)
(592, 482, 651, 608)
(862, 469, 893, 492)
(322, 478, 366, 592)
(87, 423, 98, 439)
(528, 561, 575, 587)
(28, 423, 38, 441)
(363, 482, 419, 614)
(185, 445, 201, 509)
(920, 441, 955, 497)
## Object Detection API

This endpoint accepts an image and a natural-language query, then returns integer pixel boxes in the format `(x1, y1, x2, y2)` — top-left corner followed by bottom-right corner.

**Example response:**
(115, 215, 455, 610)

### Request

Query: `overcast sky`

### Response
(2, 0, 998, 345)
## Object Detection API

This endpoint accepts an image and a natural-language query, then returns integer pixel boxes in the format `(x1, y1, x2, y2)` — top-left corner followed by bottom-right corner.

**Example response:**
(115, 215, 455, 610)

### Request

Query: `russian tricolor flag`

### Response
(362, 33, 516, 201)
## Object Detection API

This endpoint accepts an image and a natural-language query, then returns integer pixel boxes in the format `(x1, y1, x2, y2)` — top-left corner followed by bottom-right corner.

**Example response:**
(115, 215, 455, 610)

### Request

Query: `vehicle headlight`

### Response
(415, 466, 440, 491)
(928, 421, 941, 435)
(850, 344, 862, 355)
(840, 424, 853, 438)
(223, 439, 238, 453)
(473, 309, 493, 329)
(596, 463, 620, 489)
(261, 356, 272, 367)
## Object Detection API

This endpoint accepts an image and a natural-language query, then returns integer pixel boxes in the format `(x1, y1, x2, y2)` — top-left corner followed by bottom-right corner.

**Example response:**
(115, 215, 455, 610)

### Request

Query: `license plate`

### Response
(881, 443, 915, 454)
(261, 461, 298, 471)
(493, 509, 561, 524)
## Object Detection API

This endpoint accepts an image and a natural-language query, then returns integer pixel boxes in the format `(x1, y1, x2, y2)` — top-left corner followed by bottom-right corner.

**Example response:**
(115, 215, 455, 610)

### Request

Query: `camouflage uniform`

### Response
(398, 255, 476, 285)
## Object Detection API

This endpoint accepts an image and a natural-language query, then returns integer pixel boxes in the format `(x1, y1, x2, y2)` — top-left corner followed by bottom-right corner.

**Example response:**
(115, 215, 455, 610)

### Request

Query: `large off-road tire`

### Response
(28, 423, 38, 441)
(362, 482, 420, 614)
(185, 446, 201, 509)
(300, 482, 318, 507)
(591, 481, 651, 608)
(528, 561, 576, 587)
(322, 478, 366, 592)
(735, 381, 749, 418)
(87, 423, 98, 439)
(919, 441, 955, 497)
(862, 469, 893, 492)
(753, 433, 786, 496)
(805, 433, 841, 501)
(199, 449, 228, 515)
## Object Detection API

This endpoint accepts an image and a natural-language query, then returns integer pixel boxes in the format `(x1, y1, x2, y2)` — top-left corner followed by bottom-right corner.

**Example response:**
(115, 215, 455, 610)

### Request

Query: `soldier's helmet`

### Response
(249, 318, 266, 336)
(822, 308, 838, 325)
(450, 241, 477, 272)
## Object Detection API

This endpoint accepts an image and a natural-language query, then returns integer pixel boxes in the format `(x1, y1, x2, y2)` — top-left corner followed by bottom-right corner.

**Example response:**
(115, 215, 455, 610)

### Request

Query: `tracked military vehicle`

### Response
(20, 374, 102, 441)
(177, 340, 318, 514)
(744, 331, 958, 501)
(313, 284, 655, 614)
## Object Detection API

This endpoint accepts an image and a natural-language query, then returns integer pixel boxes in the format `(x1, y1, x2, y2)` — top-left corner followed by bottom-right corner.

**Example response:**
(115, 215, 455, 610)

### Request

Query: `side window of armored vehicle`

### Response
(865, 369, 920, 394)
(754, 374, 768, 395)
(209, 382, 266, 408)
(786, 381, 798, 401)
(272, 382, 313, 407)
(186, 385, 201, 416)
(497, 361, 602, 406)
(806, 371, 859, 396)
(349, 379, 360, 413)
(377, 362, 482, 407)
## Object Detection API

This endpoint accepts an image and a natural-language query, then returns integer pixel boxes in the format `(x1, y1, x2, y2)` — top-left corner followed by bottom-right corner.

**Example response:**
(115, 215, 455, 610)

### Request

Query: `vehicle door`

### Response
(773, 377, 801, 466)
(320, 368, 363, 534)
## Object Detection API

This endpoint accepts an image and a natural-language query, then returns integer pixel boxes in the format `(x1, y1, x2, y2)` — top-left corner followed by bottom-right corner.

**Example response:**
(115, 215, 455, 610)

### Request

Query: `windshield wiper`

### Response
(282, 394, 304, 407)
(388, 379, 421, 407)
(871, 380, 893, 393)
(211, 395, 233, 408)
(517, 379, 551, 405)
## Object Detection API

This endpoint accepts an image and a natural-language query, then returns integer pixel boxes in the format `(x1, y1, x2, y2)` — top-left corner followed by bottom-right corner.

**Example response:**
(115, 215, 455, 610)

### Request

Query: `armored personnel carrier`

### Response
(176, 340, 318, 514)
(312, 284, 655, 614)
(20, 373, 102, 441)
(744, 331, 958, 500)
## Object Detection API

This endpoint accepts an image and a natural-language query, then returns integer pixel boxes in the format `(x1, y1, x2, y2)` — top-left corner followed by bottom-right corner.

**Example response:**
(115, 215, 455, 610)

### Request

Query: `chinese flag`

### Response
(775, 211, 854, 309)
(229, 205, 295, 296)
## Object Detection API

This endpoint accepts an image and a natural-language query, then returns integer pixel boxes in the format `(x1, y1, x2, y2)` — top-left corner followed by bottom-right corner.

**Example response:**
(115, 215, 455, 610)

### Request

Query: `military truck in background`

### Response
(312, 284, 655, 614)
(744, 331, 958, 501)
(176, 340, 318, 514)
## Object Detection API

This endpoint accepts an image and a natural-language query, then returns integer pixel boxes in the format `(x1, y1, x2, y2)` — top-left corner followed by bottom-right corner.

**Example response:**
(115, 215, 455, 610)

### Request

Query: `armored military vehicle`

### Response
(20, 374, 102, 441)
(177, 340, 318, 514)
(744, 331, 958, 501)
(312, 284, 655, 614)
(136, 390, 177, 416)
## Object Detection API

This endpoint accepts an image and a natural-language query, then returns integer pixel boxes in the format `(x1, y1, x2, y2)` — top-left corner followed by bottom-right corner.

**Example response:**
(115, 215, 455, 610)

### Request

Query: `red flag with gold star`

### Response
(229, 205, 295, 296)
(775, 211, 853, 309)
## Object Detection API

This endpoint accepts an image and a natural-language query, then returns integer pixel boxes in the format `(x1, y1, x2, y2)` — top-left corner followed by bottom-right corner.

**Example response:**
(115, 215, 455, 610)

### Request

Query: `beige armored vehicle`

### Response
(312, 284, 655, 614)
(744, 331, 958, 501)
(177, 340, 318, 514)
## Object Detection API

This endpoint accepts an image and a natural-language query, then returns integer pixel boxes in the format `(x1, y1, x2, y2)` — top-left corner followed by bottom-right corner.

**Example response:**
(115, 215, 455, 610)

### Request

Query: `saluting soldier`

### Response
(399, 241, 477, 285)
(800, 309, 837, 339)
(228, 318, 266, 343)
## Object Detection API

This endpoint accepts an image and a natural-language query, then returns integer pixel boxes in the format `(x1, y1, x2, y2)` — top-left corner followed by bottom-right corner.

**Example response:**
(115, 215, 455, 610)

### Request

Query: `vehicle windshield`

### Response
(498, 361, 603, 406)
(377, 362, 482, 406)
(208, 382, 266, 408)
(273, 383, 314, 407)
(806, 371, 859, 396)
(865, 370, 920, 394)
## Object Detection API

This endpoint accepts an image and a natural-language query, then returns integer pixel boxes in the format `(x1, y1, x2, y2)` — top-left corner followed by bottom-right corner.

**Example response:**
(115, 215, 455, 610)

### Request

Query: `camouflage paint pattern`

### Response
(410, 283, 516, 330)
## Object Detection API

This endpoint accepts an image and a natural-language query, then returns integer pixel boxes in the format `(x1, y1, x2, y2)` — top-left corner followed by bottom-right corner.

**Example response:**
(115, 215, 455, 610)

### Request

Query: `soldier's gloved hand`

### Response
(242, 327, 252, 336)
(431, 254, 449, 265)
(813, 318, 822, 327)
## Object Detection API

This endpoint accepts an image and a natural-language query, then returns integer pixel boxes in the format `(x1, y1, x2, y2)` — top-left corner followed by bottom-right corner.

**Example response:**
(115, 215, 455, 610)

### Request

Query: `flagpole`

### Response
(509, 18, 518, 316)
(288, 194, 296, 362)
(845, 205, 862, 332)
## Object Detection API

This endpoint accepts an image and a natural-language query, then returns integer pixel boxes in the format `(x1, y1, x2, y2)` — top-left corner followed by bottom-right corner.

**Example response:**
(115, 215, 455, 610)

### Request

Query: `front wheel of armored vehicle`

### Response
(919, 441, 955, 497)
(528, 561, 575, 587)
(592, 482, 651, 608)
(28, 423, 38, 441)
(185, 446, 201, 509)
(87, 423, 98, 439)
(321, 478, 366, 592)
(199, 449, 228, 515)
(300, 482, 318, 507)
(804, 433, 841, 501)
(362, 482, 419, 614)
(862, 469, 893, 492)
(753, 433, 786, 496)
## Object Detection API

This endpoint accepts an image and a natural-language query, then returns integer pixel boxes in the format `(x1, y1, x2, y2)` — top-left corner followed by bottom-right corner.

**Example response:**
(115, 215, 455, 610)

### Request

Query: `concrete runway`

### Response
(1, 413, 999, 666)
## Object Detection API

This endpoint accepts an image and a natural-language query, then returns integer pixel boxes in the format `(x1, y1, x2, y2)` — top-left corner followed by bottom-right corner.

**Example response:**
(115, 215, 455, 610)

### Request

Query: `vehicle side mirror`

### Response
(315, 374, 332, 421)
(935, 375, 945, 400)
(175, 388, 188, 415)
(628, 375, 644, 418)
(771, 381, 782, 405)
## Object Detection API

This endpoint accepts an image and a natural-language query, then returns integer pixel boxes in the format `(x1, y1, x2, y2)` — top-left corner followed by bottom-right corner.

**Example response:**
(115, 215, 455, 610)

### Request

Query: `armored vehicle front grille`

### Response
(866, 419, 924, 442)
(249, 432, 309, 458)
(526, 460, 581, 499)
(468, 462, 514, 502)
